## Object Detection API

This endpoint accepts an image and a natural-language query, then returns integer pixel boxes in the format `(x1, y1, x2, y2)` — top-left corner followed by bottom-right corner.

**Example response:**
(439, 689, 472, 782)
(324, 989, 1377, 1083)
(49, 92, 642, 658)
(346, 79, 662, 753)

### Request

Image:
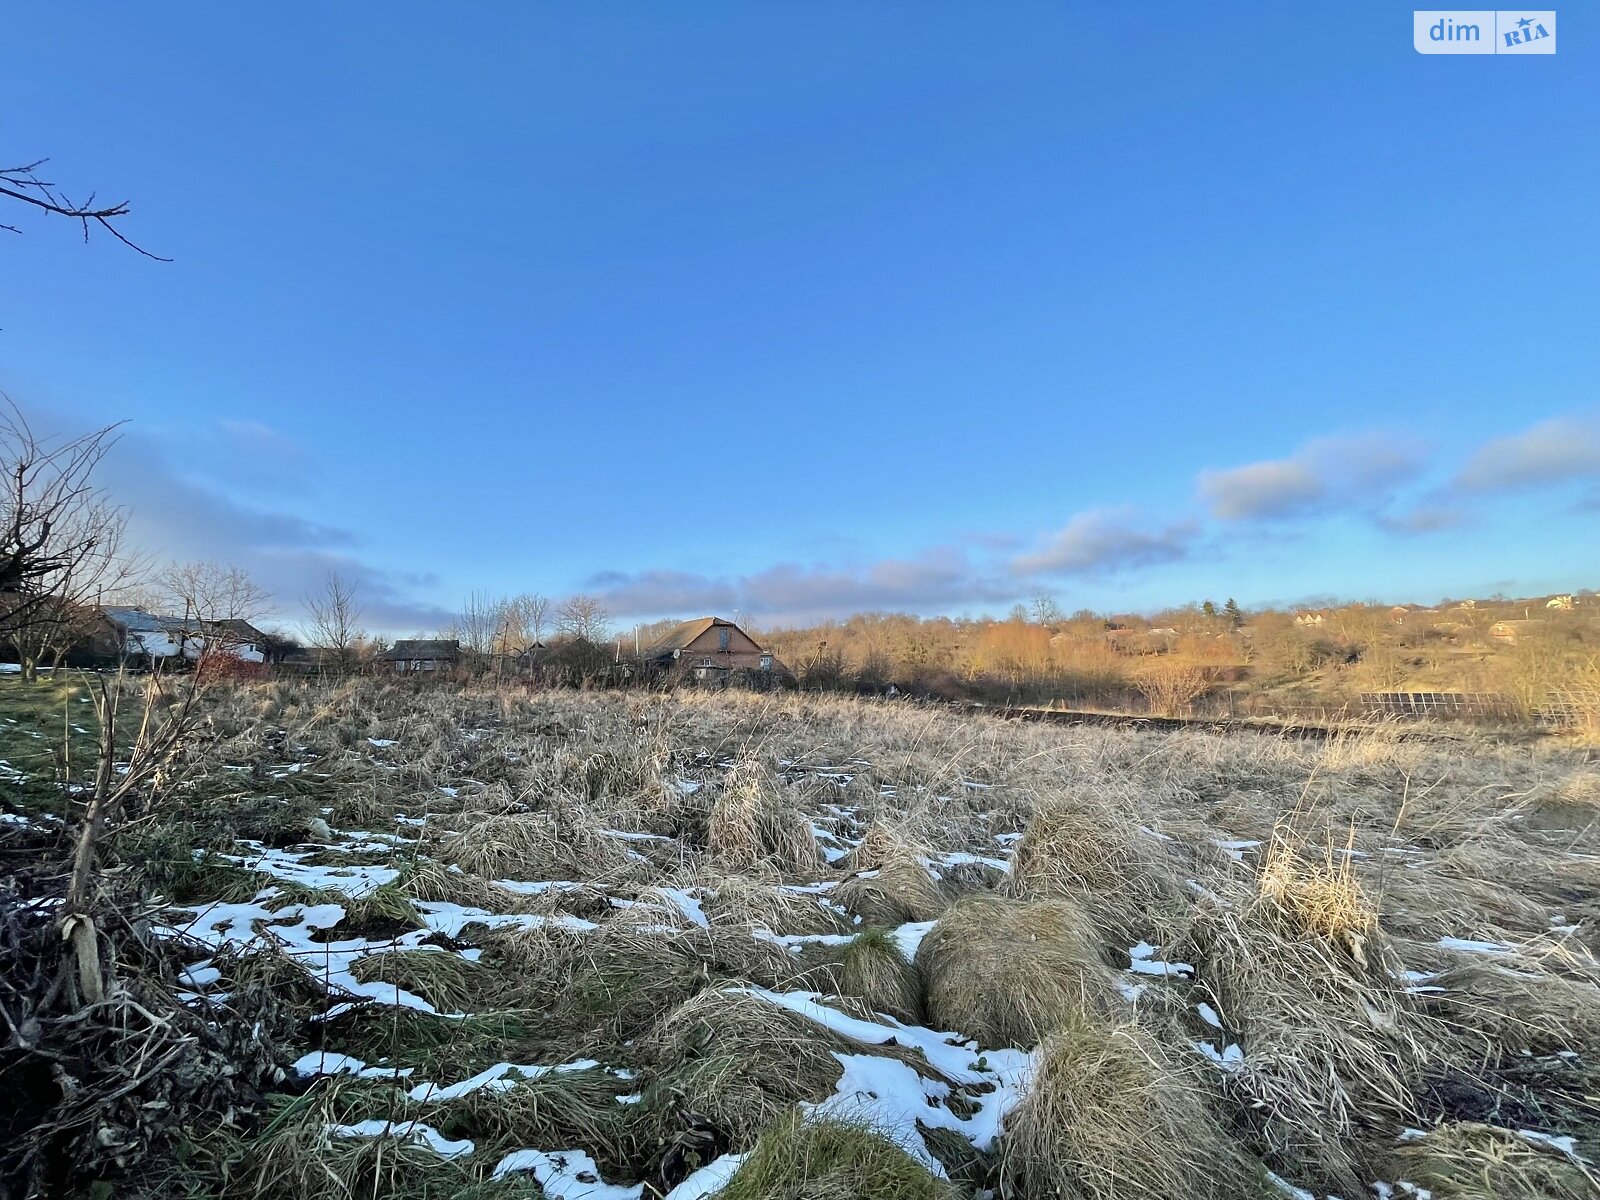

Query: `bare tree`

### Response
(0, 404, 145, 680)
(1, 158, 168, 260)
(302, 571, 364, 672)
(520, 592, 550, 648)
(1031, 593, 1064, 627)
(450, 591, 498, 666)
(556, 594, 611, 643)
(160, 561, 272, 659)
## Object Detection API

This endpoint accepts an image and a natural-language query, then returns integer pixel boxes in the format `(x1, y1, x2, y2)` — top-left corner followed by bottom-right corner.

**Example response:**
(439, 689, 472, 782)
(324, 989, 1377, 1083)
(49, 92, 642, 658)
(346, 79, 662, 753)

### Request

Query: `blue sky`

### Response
(3, 5, 1596, 633)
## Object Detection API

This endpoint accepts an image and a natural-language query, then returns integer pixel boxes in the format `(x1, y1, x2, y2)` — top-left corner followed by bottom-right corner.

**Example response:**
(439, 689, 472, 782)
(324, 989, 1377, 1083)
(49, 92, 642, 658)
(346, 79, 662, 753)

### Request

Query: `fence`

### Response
(1358, 692, 1517, 721)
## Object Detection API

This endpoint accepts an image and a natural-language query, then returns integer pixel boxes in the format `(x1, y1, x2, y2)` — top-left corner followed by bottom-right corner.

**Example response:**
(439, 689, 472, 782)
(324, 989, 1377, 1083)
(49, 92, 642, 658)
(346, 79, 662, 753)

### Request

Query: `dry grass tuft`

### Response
(1391, 1122, 1598, 1200)
(1183, 885, 1429, 1194)
(695, 874, 852, 935)
(838, 818, 905, 872)
(1008, 794, 1186, 942)
(433, 810, 643, 883)
(707, 758, 822, 876)
(715, 1110, 957, 1200)
(999, 1019, 1251, 1200)
(562, 922, 807, 1046)
(829, 928, 923, 1024)
(833, 847, 950, 926)
(417, 1063, 636, 1174)
(637, 989, 849, 1146)
(1257, 832, 1377, 948)
(228, 1083, 538, 1200)
(915, 893, 1115, 1048)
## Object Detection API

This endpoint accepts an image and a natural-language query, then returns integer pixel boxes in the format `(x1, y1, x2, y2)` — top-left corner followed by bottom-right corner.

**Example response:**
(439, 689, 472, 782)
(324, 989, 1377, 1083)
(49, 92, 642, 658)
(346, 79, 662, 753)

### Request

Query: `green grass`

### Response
(126, 827, 269, 904)
(715, 1110, 956, 1200)
(424, 1065, 638, 1173)
(317, 1006, 550, 1078)
(0, 675, 102, 815)
(350, 949, 486, 1011)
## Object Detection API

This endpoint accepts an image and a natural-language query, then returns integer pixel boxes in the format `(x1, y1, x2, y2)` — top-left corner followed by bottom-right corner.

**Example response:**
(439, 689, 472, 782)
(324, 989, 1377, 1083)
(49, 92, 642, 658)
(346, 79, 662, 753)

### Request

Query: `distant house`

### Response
(99, 608, 268, 663)
(383, 639, 462, 673)
(1294, 611, 1327, 627)
(1547, 595, 1576, 611)
(103, 608, 182, 659)
(1490, 619, 1542, 644)
(639, 617, 789, 683)
(1389, 605, 1439, 626)
(204, 618, 270, 662)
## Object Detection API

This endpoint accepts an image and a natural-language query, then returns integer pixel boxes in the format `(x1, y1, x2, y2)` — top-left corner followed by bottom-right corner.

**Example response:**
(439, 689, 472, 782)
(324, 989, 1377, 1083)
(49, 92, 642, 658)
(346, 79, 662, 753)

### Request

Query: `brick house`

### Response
(639, 617, 790, 684)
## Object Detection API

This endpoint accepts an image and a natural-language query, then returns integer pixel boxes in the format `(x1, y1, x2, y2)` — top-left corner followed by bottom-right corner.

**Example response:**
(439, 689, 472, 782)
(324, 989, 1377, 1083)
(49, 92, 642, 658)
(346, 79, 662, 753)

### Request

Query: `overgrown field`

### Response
(3, 679, 1599, 1199)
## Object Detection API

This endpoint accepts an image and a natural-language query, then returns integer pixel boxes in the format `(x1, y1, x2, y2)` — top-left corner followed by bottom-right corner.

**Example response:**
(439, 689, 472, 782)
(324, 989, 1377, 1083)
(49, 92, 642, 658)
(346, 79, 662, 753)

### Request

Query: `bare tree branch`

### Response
(1, 158, 170, 261)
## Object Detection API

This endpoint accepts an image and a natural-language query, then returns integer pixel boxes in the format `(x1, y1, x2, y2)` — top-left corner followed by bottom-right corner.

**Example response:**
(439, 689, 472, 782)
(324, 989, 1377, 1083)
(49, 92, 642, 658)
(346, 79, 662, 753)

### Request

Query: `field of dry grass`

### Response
(3, 678, 1599, 1198)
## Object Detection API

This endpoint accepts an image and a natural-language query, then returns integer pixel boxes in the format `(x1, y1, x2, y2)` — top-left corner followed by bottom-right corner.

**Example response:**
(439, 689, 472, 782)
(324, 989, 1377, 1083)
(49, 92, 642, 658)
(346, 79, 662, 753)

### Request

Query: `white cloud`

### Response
(1455, 416, 1600, 491)
(1198, 434, 1425, 521)
(1011, 510, 1194, 576)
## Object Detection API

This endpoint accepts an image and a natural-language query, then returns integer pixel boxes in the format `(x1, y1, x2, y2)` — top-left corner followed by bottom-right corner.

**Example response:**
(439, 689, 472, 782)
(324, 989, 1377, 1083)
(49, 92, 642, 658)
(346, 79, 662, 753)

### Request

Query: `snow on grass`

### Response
(753, 928, 855, 952)
(331, 1119, 473, 1158)
(413, 899, 598, 937)
(1212, 837, 1261, 862)
(224, 843, 400, 898)
(732, 986, 1034, 1151)
(1128, 941, 1194, 977)
(1264, 1169, 1316, 1200)
(495, 879, 584, 895)
(1516, 1128, 1587, 1163)
(292, 1050, 414, 1080)
(406, 1059, 601, 1103)
(919, 850, 1010, 877)
(1193, 1039, 1245, 1072)
(663, 1152, 749, 1199)
(654, 886, 710, 928)
(1438, 936, 1518, 956)
(166, 893, 590, 1014)
(779, 880, 840, 895)
(599, 828, 674, 843)
(491, 1148, 643, 1198)
(889, 920, 936, 961)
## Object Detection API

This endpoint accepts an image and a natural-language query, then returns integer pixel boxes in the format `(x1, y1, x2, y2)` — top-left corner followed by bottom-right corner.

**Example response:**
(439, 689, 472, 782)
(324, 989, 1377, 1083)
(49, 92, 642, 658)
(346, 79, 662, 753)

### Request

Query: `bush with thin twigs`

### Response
(1133, 662, 1211, 717)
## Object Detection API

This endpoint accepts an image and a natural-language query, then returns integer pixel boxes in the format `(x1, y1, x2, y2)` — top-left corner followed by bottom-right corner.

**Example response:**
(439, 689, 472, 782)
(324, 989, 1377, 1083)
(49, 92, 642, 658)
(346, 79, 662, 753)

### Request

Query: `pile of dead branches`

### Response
(0, 670, 285, 1197)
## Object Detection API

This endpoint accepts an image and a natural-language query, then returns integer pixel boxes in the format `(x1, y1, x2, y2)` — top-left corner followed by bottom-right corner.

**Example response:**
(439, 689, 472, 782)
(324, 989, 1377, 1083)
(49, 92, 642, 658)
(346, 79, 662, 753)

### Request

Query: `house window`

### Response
(718, 629, 731, 651)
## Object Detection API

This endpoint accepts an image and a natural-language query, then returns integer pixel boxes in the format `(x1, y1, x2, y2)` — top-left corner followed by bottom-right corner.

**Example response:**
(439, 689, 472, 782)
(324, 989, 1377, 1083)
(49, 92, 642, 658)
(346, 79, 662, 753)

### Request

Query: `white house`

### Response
(100, 608, 268, 663)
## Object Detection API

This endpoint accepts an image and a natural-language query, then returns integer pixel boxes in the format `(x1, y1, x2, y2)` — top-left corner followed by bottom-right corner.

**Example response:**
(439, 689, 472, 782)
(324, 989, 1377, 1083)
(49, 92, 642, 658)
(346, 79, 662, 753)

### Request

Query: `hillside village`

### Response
(4, 588, 1596, 731)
